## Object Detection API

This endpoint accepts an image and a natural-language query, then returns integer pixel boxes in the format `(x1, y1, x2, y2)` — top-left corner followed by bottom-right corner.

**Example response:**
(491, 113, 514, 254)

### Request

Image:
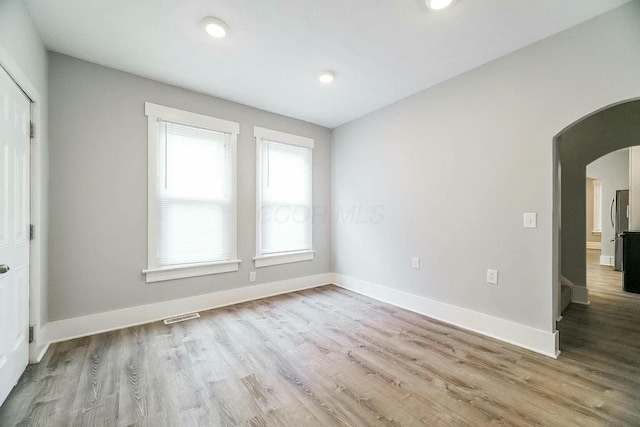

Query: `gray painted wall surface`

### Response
(48, 53, 331, 321)
(559, 101, 640, 289)
(586, 149, 629, 259)
(0, 0, 49, 324)
(332, 3, 640, 333)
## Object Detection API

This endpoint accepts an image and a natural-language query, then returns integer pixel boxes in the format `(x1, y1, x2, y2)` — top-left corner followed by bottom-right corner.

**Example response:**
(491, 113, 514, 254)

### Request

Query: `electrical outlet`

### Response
(487, 269, 498, 284)
(412, 257, 420, 269)
(249, 272, 256, 282)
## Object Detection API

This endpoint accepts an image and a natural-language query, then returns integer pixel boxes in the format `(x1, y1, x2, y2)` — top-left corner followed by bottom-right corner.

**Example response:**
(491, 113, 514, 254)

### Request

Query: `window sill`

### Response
(143, 260, 241, 283)
(254, 251, 315, 268)
(592, 231, 602, 235)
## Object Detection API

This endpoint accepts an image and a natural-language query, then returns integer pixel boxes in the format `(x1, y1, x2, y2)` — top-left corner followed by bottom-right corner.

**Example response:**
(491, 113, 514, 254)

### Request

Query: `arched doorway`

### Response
(553, 98, 640, 349)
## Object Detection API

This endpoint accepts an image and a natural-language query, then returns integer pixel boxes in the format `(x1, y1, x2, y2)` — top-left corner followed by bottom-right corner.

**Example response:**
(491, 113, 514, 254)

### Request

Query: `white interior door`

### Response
(0, 66, 30, 407)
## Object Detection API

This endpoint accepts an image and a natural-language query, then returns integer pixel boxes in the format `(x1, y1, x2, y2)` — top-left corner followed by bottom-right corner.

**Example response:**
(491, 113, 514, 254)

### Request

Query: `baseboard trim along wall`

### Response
(600, 255, 614, 266)
(41, 272, 560, 360)
(586, 242, 602, 250)
(333, 274, 559, 359)
(31, 338, 50, 364)
(560, 275, 590, 305)
(45, 273, 333, 346)
(571, 286, 590, 305)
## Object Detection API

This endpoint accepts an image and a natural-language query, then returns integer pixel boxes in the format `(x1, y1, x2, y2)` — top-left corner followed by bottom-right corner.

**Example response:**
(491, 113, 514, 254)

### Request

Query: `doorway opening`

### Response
(553, 98, 640, 353)
(584, 149, 632, 303)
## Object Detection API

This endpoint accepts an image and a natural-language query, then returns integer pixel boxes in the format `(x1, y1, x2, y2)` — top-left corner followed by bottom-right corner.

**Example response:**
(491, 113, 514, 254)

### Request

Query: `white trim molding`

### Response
(144, 102, 240, 283)
(561, 275, 590, 305)
(143, 260, 241, 283)
(254, 125, 314, 267)
(254, 126, 314, 149)
(145, 102, 239, 134)
(560, 275, 576, 288)
(333, 274, 559, 358)
(254, 250, 315, 268)
(586, 242, 602, 250)
(571, 286, 590, 305)
(599, 255, 614, 266)
(44, 274, 333, 345)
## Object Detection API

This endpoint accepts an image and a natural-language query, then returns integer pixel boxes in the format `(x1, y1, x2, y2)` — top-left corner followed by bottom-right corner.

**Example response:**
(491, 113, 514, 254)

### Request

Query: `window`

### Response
(143, 103, 240, 282)
(254, 126, 314, 267)
(593, 180, 602, 233)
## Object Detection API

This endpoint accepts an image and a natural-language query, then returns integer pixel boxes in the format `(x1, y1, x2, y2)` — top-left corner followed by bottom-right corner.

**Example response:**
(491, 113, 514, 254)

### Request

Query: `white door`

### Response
(0, 66, 30, 407)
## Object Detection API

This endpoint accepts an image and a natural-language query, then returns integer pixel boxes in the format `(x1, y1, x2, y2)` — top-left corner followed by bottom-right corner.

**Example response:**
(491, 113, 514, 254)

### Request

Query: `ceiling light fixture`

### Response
(202, 17, 229, 38)
(318, 70, 335, 84)
(427, 0, 453, 10)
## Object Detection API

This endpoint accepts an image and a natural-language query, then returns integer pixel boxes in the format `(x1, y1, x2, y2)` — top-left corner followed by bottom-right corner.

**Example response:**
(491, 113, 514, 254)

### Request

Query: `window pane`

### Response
(158, 120, 232, 266)
(158, 201, 230, 265)
(160, 122, 228, 199)
(260, 140, 312, 254)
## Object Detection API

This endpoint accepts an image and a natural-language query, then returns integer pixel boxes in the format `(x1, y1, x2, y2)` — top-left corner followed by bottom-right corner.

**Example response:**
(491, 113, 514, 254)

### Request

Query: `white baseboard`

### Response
(571, 286, 590, 305)
(39, 271, 561, 361)
(600, 255, 614, 266)
(586, 242, 601, 250)
(31, 341, 50, 364)
(45, 273, 333, 346)
(29, 324, 50, 363)
(560, 276, 590, 305)
(333, 274, 559, 359)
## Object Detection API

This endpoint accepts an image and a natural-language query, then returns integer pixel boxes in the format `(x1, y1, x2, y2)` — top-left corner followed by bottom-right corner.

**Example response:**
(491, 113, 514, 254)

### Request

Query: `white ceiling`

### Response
(26, 0, 631, 128)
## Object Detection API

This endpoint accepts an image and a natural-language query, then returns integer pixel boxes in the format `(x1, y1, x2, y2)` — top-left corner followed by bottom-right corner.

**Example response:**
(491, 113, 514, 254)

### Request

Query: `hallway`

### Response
(585, 249, 624, 296)
(557, 249, 640, 420)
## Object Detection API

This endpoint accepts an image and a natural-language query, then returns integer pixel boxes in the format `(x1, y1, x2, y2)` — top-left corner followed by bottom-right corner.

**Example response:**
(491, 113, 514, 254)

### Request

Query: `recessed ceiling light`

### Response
(318, 71, 335, 84)
(428, 0, 453, 10)
(202, 17, 229, 38)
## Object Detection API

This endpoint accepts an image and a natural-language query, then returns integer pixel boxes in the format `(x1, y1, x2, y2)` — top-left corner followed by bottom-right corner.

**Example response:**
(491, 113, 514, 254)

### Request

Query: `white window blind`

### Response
(157, 120, 232, 266)
(259, 140, 312, 255)
(593, 180, 603, 233)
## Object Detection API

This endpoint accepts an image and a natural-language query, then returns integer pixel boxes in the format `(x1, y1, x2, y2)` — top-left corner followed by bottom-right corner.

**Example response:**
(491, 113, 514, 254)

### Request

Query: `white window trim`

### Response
(254, 250, 316, 268)
(254, 126, 314, 268)
(144, 102, 240, 283)
(593, 180, 603, 234)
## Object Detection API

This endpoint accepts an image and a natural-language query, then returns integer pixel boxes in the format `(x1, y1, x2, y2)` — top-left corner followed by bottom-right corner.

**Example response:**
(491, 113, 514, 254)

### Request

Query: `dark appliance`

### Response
(612, 189, 630, 271)
(621, 231, 640, 294)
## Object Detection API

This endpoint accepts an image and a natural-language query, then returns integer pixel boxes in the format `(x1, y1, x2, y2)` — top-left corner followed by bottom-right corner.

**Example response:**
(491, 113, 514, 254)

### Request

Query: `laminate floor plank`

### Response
(2, 249, 640, 425)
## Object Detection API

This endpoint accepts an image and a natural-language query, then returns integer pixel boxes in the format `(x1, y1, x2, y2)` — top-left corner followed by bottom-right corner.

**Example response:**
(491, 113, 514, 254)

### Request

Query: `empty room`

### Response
(1, 0, 640, 425)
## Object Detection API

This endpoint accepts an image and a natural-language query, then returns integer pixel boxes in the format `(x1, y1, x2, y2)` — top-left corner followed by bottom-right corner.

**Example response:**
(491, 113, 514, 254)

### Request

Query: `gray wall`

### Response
(332, 2, 640, 333)
(48, 53, 331, 321)
(586, 149, 629, 259)
(0, 0, 49, 325)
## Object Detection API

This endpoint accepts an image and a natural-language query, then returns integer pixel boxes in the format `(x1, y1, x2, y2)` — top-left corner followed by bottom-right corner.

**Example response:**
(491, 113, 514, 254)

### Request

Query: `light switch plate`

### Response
(524, 213, 537, 228)
(412, 257, 420, 269)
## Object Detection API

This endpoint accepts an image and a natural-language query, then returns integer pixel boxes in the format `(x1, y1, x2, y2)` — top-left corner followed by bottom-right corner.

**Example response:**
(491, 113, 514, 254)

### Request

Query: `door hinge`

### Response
(30, 122, 34, 139)
(30, 224, 34, 241)
(29, 326, 34, 343)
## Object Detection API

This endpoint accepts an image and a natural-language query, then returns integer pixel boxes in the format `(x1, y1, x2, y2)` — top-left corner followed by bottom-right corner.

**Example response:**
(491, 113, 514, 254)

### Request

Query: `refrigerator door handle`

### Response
(610, 197, 616, 229)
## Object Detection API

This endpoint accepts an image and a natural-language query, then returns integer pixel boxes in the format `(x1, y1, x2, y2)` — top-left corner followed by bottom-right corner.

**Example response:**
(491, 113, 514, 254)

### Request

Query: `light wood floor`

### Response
(1, 257, 639, 426)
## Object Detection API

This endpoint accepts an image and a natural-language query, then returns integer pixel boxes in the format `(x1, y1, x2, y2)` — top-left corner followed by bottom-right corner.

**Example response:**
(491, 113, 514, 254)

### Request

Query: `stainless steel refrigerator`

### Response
(612, 189, 630, 271)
